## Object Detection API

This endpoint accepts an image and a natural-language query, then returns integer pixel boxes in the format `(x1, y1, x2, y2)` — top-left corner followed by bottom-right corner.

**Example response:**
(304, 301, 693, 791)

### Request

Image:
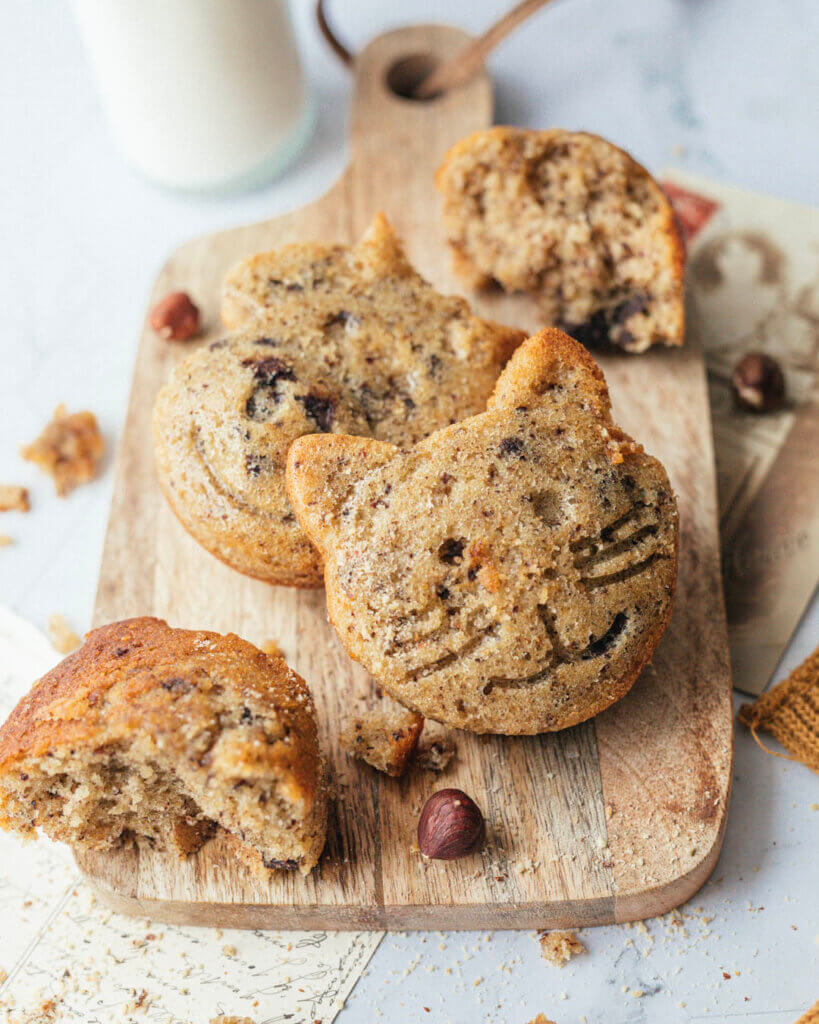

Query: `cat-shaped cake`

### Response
(286, 328, 679, 734)
(154, 215, 523, 587)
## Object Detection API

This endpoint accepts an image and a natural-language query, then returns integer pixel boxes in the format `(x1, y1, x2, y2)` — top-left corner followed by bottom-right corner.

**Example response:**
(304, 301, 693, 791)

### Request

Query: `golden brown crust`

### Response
(0, 617, 327, 873)
(436, 128, 686, 353)
(287, 328, 679, 735)
(154, 215, 524, 588)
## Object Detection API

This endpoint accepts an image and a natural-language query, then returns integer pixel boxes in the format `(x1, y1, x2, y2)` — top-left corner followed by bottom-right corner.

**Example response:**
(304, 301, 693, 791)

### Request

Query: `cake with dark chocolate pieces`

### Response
(436, 128, 685, 353)
(154, 214, 524, 586)
(287, 329, 678, 734)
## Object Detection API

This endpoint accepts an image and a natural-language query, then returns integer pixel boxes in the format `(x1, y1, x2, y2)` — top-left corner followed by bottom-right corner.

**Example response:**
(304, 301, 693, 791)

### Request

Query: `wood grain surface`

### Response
(75, 24, 733, 930)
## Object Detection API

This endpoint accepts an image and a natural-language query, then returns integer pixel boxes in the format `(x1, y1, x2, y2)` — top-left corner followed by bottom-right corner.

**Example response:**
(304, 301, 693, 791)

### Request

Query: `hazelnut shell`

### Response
(150, 291, 200, 342)
(417, 788, 484, 860)
(731, 352, 785, 413)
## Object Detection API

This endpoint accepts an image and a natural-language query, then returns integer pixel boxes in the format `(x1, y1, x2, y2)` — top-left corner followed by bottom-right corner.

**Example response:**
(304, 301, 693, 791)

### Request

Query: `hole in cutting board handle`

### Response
(385, 54, 442, 100)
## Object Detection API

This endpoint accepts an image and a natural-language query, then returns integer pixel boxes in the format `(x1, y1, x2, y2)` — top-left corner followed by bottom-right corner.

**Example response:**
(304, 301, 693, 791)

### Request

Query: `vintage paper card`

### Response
(663, 171, 819, 696)
(0, 606, 382, 1024)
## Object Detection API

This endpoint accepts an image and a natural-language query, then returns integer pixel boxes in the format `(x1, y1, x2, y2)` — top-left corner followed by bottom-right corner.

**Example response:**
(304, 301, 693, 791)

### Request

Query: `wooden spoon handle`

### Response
(316, 0, 558, 98)
(413, 0, 557, 99)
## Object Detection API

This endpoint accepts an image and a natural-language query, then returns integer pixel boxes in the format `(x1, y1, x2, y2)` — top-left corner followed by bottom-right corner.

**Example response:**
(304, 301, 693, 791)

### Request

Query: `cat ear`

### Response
(356, 213, 413, 278)
(488, 328, 612, 421)
(286, 434, 398, 553)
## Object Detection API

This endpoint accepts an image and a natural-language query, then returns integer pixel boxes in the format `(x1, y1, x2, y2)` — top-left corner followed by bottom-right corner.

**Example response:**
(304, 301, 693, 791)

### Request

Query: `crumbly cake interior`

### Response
(0, 620, 327, 873)
(288, 330, 678, 734)
(0, 747, 213, 856)
(341, 705, 424, 777)
(0, 707, 318, 870)
(437, 129, 684, 352)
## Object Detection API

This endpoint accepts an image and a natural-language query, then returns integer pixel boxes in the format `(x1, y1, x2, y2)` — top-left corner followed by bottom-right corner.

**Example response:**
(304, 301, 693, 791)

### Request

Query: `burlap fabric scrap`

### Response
(738, 645, 819, 772)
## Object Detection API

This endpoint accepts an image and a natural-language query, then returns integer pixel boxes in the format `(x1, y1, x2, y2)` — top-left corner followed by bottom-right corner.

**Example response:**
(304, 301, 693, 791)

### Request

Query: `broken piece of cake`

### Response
(342, 705, 424, 777)
(539, 930, 587, 967)
(0, 485, 30, 513)
(414, 733, 457, 773)
(21, 404, 104, 496)
(436, 128, 685, 352)
(0, 617, 328, 874)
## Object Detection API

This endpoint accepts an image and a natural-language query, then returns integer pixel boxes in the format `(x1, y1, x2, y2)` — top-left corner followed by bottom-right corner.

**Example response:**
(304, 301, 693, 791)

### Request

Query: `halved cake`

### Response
(0, 618, 327, 874)
(436, 128, 685, 353)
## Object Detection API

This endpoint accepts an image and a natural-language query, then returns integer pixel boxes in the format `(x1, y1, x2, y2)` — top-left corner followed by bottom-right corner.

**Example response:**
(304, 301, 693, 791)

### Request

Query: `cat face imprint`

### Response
(287, 329, 679, 735)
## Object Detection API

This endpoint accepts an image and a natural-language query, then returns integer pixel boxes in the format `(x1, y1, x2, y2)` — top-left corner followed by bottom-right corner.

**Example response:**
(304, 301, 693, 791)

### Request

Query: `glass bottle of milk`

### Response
(70, 0, 313, 193)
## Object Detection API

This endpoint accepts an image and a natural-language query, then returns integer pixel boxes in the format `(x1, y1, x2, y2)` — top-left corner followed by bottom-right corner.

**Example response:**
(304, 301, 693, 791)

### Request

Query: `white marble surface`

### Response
(1, 1, 817, 1021)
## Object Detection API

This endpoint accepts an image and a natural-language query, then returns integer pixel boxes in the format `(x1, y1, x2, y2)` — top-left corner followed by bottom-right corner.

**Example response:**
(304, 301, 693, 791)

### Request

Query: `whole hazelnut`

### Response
(417, 788, 484, 860)
(150, 291, 200, 342)
(731, 352, 785, 413)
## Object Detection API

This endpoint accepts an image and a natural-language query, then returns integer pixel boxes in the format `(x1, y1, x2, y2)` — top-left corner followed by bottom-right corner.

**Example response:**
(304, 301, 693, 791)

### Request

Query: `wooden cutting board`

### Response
(76, 24, 733, 930)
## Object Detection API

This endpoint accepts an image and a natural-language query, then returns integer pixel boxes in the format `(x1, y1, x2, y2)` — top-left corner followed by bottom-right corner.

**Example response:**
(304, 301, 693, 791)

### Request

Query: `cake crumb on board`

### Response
(341, 705, 424, 777)
(415, 734, 456, 773)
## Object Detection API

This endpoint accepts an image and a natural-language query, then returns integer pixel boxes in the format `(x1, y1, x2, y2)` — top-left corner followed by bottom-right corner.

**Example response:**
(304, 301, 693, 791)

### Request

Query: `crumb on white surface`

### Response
(538, 930, 586, 967)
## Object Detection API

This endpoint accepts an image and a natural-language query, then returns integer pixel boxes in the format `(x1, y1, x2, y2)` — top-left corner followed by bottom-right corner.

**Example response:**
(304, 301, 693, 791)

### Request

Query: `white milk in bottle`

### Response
(70, 0, 312, 192)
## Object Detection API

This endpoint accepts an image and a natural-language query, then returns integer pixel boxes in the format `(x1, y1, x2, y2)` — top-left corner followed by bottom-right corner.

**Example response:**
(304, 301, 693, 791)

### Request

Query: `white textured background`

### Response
(1, 2, 817, 1022)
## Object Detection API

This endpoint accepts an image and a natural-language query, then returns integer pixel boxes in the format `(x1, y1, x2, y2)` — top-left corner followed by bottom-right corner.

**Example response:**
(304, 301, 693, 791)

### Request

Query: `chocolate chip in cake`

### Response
(262, 855, 300, 870)
(438, 538, 466, 564)
(160, 677, 194, 693)
(244, 356, 295, 384)
(582, 612, 627, 659)
(498, 437, 525, 458)
(245, 453, 265, 477)
(244, 358, 297, 421)
(296, 392, 335, 432)
(325, 310, 362, 329)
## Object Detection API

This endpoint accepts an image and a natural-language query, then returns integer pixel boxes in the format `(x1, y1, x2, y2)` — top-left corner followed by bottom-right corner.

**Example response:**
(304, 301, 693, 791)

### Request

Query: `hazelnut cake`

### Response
(287, 328, 678, 734)
(436, 128, 685, 353)
(154, 214, 524, 587)
(0, 618, 328, 874)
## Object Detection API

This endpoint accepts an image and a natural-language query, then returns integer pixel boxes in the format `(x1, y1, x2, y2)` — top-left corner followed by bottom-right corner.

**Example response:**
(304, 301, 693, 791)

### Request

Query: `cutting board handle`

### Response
(343, 24, 493, 250)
